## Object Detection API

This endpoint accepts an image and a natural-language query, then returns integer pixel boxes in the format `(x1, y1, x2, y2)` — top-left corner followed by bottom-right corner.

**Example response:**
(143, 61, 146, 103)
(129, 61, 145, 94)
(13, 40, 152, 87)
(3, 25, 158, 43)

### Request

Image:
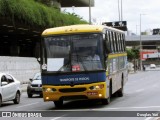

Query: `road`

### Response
(1, 71, 160, 120)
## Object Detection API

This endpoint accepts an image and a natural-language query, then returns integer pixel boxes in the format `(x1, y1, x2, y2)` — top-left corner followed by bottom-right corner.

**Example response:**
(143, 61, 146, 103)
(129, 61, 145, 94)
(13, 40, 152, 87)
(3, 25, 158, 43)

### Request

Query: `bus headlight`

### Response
(89, 84, 104, 90)
(43, 88, 56, 92)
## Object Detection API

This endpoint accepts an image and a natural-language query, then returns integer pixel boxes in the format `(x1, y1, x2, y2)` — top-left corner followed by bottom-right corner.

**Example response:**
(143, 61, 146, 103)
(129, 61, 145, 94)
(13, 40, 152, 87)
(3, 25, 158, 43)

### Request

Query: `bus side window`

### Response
(120, 34, 124, 52)
(123, 34, 126, 51)
(121, 34, 125, 52)
(108, 59, 113, 74)
(115, 32, 119, 52)
(117, 33, 122, 52)
(112, 32, 117, 53)
(109, 31, 114, 53)
(105, 30, 111, 54)
(120, 33, 123, 52)
(117, 33, 121, 52)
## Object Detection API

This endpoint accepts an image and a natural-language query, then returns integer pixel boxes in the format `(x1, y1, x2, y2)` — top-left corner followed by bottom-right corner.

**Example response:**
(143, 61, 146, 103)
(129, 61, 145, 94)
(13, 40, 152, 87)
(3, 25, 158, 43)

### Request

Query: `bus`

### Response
(40, 24, 128, 108)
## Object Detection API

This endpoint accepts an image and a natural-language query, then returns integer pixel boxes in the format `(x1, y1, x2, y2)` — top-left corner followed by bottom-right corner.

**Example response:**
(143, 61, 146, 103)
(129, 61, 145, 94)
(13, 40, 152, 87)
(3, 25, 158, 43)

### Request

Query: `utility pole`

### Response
(118, 0, 121, 21)
(140, 14, 146, 70)
(89, 0, 91, 24)
(121, 0, 123, 21)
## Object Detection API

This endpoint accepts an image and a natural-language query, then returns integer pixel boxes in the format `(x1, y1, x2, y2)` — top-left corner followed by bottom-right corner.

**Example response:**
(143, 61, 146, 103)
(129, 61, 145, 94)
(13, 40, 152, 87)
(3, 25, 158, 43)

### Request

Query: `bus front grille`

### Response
(31, 84, 42, 87)
(59, 88, 86, 93)
(61, 95, 88, 100)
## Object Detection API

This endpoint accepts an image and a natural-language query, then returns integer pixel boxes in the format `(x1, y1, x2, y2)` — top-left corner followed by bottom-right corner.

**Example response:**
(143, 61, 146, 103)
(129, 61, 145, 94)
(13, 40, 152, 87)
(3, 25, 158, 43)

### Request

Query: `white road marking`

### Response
(126, 88, 144, 94)
(40, 106, 160, 111)
(145, 117, 153, 120)
(93, 105, 160, 110)
(126, 83, 159, 94)
(151, 84, 159, 88)
(16, 102, 40, 108)
(50, 114, 67, 120)
(135, 89, 144, 92)
(145, 117, 160, 120)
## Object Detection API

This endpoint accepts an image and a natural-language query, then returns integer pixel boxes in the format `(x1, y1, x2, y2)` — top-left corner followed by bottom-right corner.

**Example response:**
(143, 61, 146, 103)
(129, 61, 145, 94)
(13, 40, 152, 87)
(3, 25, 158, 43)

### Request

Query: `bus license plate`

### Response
(87, 92, 98, 95)
(35, 88, 41, 91)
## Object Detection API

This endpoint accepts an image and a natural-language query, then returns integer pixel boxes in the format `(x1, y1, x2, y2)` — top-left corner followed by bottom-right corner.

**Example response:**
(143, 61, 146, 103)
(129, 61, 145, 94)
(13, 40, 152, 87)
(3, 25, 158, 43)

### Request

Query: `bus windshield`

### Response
(43, 33, 105, 73)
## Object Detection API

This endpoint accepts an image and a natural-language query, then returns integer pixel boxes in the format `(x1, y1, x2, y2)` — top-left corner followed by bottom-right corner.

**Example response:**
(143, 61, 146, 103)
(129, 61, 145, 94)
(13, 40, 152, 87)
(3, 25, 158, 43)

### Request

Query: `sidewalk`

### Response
(128, 69, 137, 74)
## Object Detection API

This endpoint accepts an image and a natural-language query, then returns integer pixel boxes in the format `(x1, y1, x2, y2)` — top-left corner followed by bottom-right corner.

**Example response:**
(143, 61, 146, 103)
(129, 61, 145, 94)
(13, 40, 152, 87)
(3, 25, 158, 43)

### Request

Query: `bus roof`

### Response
(42, 24, 124, 36)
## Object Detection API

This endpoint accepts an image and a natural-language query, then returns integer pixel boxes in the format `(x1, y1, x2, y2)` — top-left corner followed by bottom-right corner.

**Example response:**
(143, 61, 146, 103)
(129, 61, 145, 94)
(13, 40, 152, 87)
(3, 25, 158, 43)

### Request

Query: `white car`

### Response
(150, 64, 156, 69)
(0, 72, 21, 106)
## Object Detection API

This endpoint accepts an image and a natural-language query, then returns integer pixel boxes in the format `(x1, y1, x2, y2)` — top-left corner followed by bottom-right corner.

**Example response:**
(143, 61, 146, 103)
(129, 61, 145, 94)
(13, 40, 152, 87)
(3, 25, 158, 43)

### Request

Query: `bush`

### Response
(0, 0, 87, 28)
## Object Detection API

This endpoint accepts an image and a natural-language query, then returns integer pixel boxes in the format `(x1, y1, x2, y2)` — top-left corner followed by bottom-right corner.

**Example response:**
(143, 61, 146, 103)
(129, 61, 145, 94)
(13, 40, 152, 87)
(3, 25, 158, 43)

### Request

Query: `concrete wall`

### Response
(0, 56, 40, 83)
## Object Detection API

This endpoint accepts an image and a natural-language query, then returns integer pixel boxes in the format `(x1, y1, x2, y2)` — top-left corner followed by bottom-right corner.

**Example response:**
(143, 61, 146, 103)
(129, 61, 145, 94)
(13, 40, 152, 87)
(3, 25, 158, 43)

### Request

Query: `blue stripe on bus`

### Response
(42, 72, 106, 85)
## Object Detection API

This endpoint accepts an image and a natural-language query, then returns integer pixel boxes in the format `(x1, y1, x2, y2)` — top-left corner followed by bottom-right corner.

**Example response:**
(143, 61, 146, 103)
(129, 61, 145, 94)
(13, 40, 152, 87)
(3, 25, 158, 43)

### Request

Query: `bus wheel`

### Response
(101, 98, 110, 105)
(54, 100, 63, 108)
(117, 79, 124, 97)
(101, 83, 112, 105)
(0, 96, 2, 107)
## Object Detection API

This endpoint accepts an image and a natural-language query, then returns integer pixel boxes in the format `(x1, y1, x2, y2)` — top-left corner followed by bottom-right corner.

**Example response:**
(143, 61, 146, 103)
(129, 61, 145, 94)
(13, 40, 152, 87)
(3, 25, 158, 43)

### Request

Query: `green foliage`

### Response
(35, 0, 60, 8)
(132, 49, 139, 59)
(0, 0, 87, 28)
(127, 48, 139, 61)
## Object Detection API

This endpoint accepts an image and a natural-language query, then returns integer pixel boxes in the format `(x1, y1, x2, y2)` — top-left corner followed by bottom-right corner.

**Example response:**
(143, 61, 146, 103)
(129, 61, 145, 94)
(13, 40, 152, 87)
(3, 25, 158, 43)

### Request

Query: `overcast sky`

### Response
(62, 0, 160, 34)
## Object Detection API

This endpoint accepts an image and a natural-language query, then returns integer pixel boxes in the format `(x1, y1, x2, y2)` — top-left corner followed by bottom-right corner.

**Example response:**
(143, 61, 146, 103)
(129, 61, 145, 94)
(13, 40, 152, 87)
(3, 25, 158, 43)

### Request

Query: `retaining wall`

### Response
(0, 56, 40, 83)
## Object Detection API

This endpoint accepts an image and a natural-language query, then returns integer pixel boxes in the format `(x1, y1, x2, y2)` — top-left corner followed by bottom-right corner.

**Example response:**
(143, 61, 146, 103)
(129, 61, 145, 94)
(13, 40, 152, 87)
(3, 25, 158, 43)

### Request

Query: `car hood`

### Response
(31, 80, 42, 85)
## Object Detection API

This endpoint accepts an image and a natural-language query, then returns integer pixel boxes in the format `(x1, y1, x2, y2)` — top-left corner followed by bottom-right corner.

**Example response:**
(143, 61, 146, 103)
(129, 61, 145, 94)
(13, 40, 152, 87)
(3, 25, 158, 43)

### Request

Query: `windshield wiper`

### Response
(56, 60, 71, 74)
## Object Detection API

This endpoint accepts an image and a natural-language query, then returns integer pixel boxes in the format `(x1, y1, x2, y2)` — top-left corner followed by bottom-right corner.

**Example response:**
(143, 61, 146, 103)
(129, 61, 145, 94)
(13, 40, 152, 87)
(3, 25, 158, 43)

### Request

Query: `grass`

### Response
(0, 0, 87, 28)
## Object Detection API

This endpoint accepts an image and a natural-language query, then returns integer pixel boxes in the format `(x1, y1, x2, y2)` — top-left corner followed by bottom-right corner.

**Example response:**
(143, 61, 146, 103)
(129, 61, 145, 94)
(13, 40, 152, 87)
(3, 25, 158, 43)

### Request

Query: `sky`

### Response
(61, 0, 160, 35)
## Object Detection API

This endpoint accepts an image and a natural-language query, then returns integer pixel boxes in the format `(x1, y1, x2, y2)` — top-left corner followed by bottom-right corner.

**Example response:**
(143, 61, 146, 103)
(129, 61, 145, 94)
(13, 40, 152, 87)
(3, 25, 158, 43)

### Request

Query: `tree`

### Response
(127, 48, 139, 61)
(132, 48, 139, 59)
(127, 48, 140, 71)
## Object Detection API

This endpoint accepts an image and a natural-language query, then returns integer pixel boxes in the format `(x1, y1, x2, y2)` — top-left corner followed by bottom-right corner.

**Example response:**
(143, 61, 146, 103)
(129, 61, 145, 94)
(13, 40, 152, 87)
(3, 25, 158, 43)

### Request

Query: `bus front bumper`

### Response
(42, 82, 108, 101)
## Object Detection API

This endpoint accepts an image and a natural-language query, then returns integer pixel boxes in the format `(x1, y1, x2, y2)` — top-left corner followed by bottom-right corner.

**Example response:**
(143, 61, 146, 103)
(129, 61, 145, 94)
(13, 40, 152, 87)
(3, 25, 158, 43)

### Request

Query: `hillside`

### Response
(0, 0, 87, 28)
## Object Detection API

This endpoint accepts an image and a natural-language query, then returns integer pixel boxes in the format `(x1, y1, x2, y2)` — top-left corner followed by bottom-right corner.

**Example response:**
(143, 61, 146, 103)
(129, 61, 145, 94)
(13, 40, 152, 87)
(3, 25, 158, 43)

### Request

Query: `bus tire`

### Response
(117, 77, 124, 97)
(39, 93, 43, 98)
(0, 95, 2, 107)
(101, 81, 112, 105)
(101, 98, 110, 105)
(54, 100, 63, 108)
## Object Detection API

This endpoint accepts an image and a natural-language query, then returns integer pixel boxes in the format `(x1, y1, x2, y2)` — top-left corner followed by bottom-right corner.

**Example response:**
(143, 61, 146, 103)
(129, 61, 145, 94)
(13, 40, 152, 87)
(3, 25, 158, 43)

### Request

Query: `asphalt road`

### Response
(1, 71, 160, 120)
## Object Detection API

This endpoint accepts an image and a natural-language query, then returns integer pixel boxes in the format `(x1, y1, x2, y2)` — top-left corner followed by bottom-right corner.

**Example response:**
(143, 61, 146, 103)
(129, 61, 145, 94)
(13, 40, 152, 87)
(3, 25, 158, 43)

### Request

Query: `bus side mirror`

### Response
(35, 42, 41, 64)
(37, 57, 41, 64)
